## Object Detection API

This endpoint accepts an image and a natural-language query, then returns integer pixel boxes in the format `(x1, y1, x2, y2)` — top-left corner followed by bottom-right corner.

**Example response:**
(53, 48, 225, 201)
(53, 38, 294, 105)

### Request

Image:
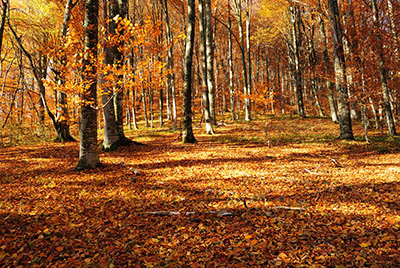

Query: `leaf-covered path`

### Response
(1, 117, 399, 267)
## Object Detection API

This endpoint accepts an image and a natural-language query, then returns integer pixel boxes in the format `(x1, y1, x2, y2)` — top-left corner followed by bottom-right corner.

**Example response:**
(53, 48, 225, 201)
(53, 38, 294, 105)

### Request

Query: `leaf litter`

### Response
(0, 117, 399, 267)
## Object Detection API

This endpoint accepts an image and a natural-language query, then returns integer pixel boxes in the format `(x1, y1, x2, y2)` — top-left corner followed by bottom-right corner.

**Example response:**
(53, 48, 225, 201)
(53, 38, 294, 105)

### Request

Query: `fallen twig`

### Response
(267, 206, 306, 211)
(330, 158, 342, 167)
(304, 168, 320, 176)
(142, 210, 233, 216)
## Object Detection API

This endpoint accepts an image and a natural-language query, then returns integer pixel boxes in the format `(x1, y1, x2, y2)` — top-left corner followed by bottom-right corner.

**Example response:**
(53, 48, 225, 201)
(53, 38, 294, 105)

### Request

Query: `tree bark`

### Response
(317, 0, 338, 123)
(76, 0, 100, 170)
(233, 0, 250, 121)
(371, 0, 397, 136)
(245, 0, 252, 120)
(327, 0, 354, 139)
(228, 10, 235, 121)
(0, 0, 8, 60)
(199, 0, 214, 134)
(205, 0, 216, 125)
(182, 0, 196, 143)
(54, 0, 76, 142)
(289, 4, 305, 117)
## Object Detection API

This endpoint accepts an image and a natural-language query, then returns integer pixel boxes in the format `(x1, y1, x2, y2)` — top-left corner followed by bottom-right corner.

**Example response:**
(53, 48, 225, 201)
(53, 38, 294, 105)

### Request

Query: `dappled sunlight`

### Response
(1, 118, 400, 266)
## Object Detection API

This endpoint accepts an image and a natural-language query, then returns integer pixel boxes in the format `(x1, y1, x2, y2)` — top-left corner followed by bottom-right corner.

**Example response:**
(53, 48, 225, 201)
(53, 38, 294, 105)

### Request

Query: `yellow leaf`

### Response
(151, 238, 159, 243)
(0, 251, 7, 261)
(278, 252, 290, 263)
(245, 234, 253, 240)
(360, 242, 370, 248)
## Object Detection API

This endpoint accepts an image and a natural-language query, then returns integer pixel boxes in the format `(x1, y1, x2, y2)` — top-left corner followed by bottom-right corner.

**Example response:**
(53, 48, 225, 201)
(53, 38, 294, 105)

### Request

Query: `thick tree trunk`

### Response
(182, 0, 196, 143)
(371, 0, 397, 136)
(328, 0, 353, 139)
(76, 0, 100, 170)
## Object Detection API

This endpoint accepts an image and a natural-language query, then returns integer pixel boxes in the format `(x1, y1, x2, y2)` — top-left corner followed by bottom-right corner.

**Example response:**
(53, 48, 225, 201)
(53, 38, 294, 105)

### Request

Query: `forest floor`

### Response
(0, 116, 399, 267)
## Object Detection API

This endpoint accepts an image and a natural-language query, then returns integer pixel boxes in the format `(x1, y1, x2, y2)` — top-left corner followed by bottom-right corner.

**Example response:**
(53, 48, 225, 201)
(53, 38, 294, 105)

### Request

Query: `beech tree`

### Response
(75, 0, 100, 170)
(182, 0, 196, 143)
(198, 0, 215, 134)
(327, 0, 354, 140)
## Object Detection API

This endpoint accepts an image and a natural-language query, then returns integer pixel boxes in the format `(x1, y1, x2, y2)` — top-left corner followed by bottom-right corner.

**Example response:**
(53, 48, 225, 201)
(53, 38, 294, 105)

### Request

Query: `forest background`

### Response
(0, 0, 399, 266)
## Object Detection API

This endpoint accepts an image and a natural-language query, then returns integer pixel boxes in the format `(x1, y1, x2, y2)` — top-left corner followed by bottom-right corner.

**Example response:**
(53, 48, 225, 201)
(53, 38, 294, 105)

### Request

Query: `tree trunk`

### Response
(228, 10, 235, 121)
(205, 0, 216, 125)
(161, 0, 176, 128)
(318, 1, 338, 123)
(289, 4, 305, 117)
(182, 0, 196, 143)
(245, 0, 252, 120)
(132, 87, 138, 129)
(199, 0, 214, 134)
(233, 0, 249, 121)
(327, 0, 354, 140)
(76, 0, 100, 170)
(371, 0, 397, 136)
(53, 0, 76, 142)
(0, 0, 8, 60)
(102, 0, 123, 150)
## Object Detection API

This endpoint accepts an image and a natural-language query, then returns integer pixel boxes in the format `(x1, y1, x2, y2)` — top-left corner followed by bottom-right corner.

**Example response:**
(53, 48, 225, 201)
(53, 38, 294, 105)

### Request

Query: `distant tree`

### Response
(371, 0, 397, 136)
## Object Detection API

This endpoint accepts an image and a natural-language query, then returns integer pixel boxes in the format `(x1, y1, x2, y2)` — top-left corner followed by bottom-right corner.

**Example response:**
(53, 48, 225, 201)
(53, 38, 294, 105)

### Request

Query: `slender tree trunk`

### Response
(328, 0, 354, 139)
(161, 0, 176, 128)
(228, 10, 235, 121)
(53, 0, 76, 142)
(143, 86, 149, 128)
(245, 0, 252, 120)
(0, 0, 8, 60)
(342, 0, 359, 120)
(318, 1, 338, 122)
(233, 0, 249, 121)
(102, 0, 122, 150)
(76, 0, 100, 170)
(388, 0, 400, 115)
(114, 0, 130, 143)
(361, 51, 369, 142)
(199, 0, 214, 134)
(182, 0, 196, 143)
(289, 4, 305, 117)
(126, 88, 132, 129)
(371, 0, 397, 136)
(132, 88, 138, 129)
(205, 0, 216, 125)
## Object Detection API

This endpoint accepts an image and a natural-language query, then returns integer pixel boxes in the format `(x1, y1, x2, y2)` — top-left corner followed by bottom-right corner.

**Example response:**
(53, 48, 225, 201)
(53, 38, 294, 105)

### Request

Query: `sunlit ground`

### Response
(0, 116, 399, 267)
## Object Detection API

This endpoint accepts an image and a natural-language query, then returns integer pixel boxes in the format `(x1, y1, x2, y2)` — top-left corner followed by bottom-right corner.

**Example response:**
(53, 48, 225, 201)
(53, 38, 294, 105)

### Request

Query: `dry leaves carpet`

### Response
(0, 117, 399, 267)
